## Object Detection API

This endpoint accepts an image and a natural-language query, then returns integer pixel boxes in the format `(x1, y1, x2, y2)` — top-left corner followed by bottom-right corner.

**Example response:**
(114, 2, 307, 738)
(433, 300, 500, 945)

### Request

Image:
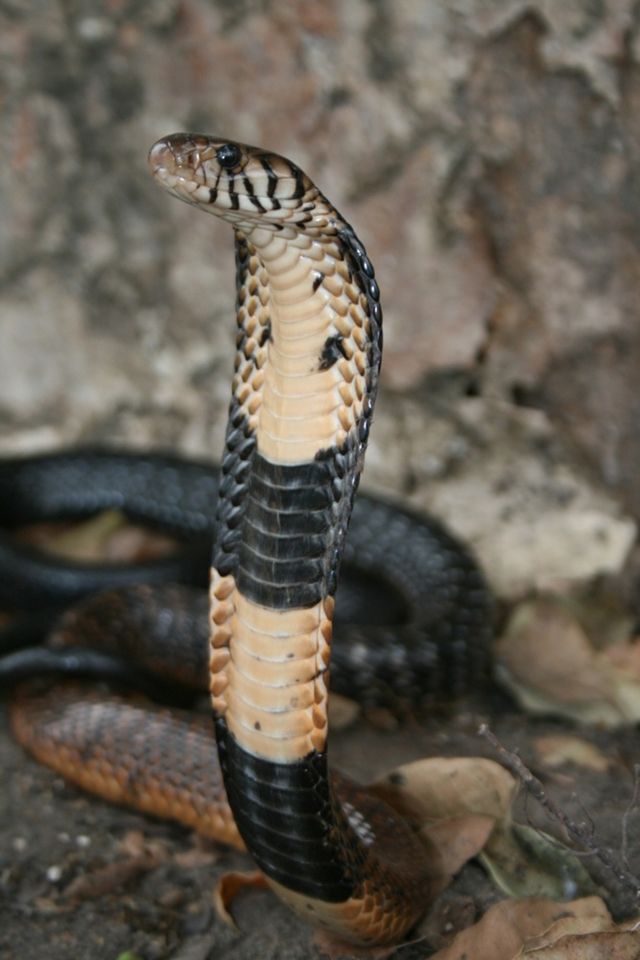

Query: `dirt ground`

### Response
(2, 680, 639, 960)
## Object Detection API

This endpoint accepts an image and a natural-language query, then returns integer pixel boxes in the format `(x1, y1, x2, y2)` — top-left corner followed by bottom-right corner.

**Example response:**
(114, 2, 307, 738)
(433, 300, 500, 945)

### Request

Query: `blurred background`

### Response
(2, 0, 640, 606)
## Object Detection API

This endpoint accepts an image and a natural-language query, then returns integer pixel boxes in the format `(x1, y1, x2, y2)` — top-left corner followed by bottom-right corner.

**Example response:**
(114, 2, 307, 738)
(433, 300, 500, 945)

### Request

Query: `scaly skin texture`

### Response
(10, 682, 243, 849)
(147, 134, 433, 944)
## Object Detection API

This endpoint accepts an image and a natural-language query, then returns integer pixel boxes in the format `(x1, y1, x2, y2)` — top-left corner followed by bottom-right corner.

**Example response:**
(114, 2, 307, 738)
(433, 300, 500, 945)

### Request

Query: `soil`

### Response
(2, 683, 639, 960)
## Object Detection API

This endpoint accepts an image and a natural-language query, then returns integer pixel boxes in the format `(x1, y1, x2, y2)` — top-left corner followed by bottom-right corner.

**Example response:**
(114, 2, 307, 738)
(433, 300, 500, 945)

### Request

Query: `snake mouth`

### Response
(149, 134, 316, 226)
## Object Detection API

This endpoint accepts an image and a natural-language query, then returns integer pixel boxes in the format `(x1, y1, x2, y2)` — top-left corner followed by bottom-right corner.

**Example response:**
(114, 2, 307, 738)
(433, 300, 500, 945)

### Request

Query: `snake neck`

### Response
(209, 217, 386, 914)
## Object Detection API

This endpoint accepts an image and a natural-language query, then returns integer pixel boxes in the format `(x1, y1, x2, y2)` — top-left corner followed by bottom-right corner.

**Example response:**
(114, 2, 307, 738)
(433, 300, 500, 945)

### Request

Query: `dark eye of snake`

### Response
(216, 143, 241, 169)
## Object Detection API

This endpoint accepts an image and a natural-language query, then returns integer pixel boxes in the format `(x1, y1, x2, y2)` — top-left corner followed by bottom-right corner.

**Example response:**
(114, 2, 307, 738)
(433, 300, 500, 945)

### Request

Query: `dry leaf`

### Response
(423, 815, 496, 889)
(372, 758, 521, 899)
(373, 755, 595, 902)
(21, 509, 178, 562)
(40, 510, 129, 560)
(428, 896, 611, 960)
(373, 756, 517, 826)
(520, 911, 631, 951)
(533, 736, 611, 772)
(497, 598, 640, 727)
(520, 929, 640, 958)
(212, 870, 268, 929)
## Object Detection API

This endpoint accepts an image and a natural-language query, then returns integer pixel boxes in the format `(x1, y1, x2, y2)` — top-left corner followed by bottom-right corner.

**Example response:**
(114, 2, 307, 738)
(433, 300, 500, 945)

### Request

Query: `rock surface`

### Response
(2, 0, 639, 594)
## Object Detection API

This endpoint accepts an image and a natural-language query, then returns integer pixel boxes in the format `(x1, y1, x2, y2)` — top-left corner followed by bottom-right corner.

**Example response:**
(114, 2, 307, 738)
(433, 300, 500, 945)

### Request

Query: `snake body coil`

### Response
(6, 136, 493, 946)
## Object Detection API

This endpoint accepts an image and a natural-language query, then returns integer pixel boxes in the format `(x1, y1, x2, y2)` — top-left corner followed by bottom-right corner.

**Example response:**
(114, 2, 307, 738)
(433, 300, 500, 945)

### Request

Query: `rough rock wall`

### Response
(2, 0, 639, 598)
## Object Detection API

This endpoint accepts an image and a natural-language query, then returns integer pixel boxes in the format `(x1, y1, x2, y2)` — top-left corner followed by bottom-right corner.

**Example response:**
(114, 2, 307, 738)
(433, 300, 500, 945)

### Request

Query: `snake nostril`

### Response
(148, 139, 170, 170)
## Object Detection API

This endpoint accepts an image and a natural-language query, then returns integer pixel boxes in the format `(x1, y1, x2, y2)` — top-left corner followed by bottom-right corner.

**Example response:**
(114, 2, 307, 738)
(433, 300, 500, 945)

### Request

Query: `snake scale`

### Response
(4, 136, 492, 945)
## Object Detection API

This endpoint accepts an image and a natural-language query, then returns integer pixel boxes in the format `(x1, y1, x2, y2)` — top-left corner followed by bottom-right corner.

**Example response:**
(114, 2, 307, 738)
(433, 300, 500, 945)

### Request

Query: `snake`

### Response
(4, 135, 493, 945)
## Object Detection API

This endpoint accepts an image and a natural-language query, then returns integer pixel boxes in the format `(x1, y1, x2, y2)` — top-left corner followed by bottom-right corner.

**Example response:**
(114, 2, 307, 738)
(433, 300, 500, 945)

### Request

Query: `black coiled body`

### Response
(0, 448, 492, 708)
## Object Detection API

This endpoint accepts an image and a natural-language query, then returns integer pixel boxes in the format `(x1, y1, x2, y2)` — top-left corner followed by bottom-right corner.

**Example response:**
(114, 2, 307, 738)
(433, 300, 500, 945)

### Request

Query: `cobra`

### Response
(5, 136, 493, 945)
(153, 132, 433, 944)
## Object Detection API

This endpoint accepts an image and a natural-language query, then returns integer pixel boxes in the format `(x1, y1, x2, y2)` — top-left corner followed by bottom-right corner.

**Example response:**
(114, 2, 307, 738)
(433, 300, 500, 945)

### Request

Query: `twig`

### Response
(478, 724, 640, 909)
(571, 789, 596, 845)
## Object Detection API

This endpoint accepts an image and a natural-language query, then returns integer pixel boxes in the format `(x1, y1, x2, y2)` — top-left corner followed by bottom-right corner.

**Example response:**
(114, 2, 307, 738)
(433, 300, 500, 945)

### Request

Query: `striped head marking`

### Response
(149, 134, 328, 232)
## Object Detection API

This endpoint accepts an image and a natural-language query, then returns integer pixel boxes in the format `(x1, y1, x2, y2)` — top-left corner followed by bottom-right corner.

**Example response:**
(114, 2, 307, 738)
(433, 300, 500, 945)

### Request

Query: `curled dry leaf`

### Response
(519, 913, 640, 956)
(497, 598, 640, 727)
(423, 815, 496, 889)
(533, 736, 611, 773)
(428, 896, 612, 960)
(37, 510, 130, 561)
(24, 509, 178, 562)
(372, 758, 521, 894)
(373, 754, 595, 903)
(523, 931, 640, 958)
(373, 756, 517, 826)
(212, 870, 268, 930)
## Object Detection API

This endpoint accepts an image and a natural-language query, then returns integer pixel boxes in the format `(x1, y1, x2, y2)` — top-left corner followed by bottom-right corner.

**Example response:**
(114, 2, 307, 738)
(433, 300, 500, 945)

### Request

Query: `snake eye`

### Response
(216, 143, 241, 169)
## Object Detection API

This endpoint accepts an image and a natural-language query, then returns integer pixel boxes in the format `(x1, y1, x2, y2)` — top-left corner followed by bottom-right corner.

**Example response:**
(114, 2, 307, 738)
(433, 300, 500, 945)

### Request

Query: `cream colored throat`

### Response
(246, 230, 369, 466)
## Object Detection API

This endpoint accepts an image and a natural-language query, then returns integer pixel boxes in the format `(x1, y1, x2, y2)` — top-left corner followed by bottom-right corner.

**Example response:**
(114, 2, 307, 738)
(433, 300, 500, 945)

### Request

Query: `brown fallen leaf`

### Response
(533, 736, 611, 773)
(33, 510, 130, 561)
(526, 931, 640, 958)
(428, 896, 612, 960)
(373, 754, 595, 903)
(497, 598, 640, 727)
(372, 756, 517, 827)
(519, 913, 640, 956)
(423, 815, 496, 889)
(212, 870, 268, 930)
(18, 509, 177, 563)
